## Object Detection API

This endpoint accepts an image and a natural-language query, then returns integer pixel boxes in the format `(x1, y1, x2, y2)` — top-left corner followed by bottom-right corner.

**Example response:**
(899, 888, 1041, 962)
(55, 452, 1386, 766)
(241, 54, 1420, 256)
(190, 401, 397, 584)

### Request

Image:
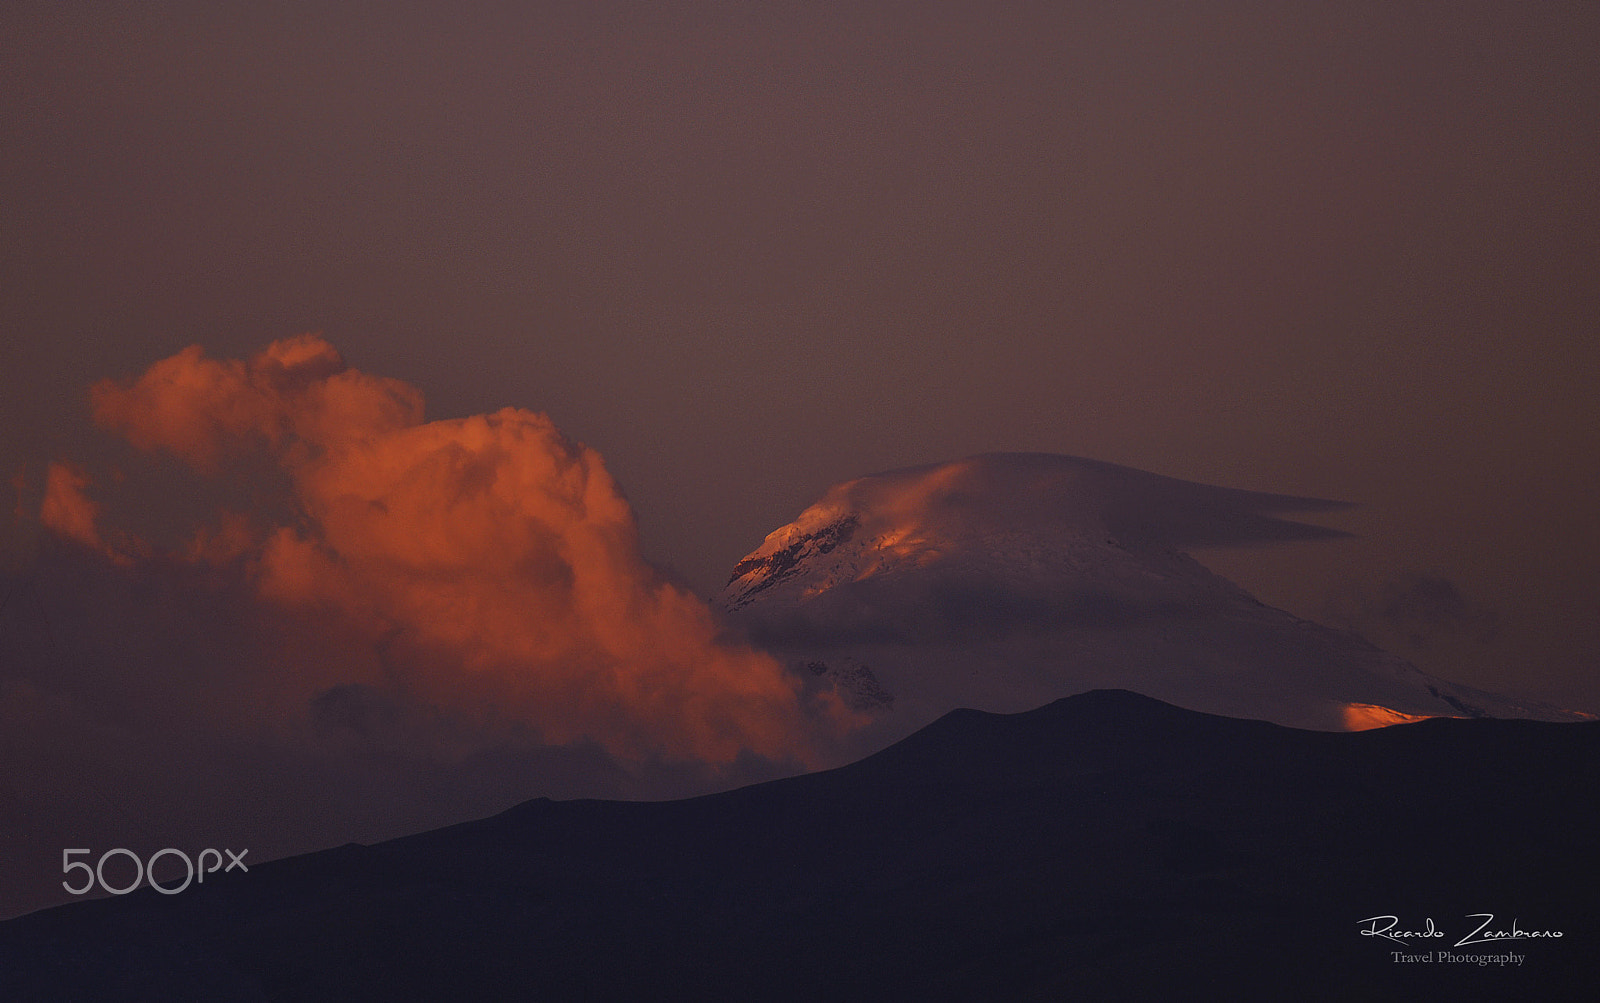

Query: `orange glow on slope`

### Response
(49, 336, 830, 765)
(1341, 702, 1441, 731)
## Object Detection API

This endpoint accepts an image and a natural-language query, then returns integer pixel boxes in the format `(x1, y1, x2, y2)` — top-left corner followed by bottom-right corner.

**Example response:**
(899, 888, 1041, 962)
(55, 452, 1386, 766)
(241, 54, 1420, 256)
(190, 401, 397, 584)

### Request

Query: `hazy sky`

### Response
(3, 0, 1596, 712)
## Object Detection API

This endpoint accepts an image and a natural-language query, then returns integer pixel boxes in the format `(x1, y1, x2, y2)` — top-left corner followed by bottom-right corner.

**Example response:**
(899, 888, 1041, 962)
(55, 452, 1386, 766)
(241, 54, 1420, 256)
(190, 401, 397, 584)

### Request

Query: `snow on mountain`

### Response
(719, 453, 1589, 742)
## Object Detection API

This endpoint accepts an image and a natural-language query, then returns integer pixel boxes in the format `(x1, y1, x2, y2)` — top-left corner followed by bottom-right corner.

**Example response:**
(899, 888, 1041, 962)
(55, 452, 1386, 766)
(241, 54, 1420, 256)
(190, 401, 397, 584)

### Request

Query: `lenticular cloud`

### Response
(68, 335, 815, 764)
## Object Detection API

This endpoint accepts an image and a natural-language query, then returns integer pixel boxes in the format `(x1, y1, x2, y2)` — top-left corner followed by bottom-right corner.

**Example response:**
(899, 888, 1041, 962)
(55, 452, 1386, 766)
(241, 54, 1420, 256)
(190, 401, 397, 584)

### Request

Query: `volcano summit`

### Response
(720, 454, 1587, 744)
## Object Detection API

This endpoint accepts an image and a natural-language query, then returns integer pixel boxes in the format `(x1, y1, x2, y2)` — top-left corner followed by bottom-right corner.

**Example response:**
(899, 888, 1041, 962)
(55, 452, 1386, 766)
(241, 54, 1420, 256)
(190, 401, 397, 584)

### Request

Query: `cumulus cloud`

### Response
(38, 462, 104, 553)
(74, 334, 819, 763)
(90, 335, 423, 470)
(1, 336, 838, 917)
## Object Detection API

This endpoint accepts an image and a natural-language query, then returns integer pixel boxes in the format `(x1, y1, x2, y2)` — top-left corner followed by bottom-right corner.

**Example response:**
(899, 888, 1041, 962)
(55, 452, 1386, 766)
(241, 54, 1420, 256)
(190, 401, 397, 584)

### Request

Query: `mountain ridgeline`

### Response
(3, 690, 1595, 999)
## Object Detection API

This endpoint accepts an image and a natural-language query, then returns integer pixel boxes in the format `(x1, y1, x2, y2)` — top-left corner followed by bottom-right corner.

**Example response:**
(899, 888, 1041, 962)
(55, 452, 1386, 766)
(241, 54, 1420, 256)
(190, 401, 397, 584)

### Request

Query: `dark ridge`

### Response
(1428, 684, 1488, 718)
(724, 513, 859, 594)
(4, 689, 1596, 1001)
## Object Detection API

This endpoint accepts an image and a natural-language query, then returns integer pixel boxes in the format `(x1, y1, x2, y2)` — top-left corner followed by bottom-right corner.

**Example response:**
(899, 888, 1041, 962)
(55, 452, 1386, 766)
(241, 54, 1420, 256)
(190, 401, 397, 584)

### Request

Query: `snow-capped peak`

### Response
(721, 452, 1345, 611)
(719, 453, 1590, 738)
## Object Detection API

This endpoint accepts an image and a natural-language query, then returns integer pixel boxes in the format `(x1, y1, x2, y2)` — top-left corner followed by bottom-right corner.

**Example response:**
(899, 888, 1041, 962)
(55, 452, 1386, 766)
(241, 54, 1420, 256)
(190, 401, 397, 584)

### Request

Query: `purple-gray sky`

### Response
(3, 1, 1597, 709)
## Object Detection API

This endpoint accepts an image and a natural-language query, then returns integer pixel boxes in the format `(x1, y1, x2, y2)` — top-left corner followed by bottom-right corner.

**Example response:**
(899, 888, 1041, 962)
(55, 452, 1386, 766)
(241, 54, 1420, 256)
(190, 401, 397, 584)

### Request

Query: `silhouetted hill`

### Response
(3, 690, 1596, 1000)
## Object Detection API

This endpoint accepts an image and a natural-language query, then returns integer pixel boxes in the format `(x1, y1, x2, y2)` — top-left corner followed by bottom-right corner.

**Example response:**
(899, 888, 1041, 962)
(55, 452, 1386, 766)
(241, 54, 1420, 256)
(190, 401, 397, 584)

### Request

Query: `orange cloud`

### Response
(39, 462, 104, 553)
(90, 335, 423, 470)
(60, 336, 823, 765)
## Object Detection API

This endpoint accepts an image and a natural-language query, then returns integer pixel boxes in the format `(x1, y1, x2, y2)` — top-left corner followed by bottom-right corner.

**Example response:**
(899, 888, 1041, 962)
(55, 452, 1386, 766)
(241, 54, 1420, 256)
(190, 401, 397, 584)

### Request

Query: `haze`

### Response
(4, 1, 1596, 716)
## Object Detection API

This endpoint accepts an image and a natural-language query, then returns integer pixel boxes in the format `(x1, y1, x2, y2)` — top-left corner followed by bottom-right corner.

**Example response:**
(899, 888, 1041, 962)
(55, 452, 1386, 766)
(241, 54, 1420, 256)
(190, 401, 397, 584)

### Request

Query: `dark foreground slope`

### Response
(3, 690, 1596, 1001)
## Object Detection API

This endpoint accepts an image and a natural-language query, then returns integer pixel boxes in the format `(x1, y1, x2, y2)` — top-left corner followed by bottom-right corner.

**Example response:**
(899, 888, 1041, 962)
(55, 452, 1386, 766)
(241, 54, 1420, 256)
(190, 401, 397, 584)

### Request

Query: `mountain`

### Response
(720, 453, 1588, 743)
(3, 690, 1595, 1000)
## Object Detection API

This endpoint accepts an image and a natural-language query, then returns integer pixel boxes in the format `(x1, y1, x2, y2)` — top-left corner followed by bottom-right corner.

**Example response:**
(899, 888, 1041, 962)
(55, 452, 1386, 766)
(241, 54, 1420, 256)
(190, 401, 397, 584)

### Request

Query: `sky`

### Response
(1, 1, 1597, 913)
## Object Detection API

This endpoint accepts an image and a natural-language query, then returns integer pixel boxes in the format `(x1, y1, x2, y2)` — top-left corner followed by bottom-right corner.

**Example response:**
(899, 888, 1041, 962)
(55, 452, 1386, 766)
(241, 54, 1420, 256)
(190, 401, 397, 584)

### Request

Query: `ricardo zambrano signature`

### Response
(1359, 914, 1564, 949)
